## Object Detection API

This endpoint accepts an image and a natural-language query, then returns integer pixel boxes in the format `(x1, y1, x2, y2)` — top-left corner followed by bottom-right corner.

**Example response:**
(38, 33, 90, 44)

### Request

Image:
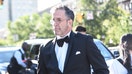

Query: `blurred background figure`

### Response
(119, 33, 132, 74)
(75, 25, 86, 34)
(75, 25, 93, 40)
(7, 42, 29, 74)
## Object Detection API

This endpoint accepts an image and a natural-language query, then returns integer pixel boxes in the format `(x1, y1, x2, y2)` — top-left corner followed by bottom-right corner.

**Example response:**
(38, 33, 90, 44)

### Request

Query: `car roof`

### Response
(0, 46, 20, 52)
(93, 39, 102, 42)
(24, 38, 52, 45)
(25, 39, 101, 45)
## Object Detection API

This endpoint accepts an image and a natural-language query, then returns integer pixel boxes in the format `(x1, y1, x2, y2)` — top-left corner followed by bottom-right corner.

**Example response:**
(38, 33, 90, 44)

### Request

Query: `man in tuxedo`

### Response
(37, 5, 109, 74)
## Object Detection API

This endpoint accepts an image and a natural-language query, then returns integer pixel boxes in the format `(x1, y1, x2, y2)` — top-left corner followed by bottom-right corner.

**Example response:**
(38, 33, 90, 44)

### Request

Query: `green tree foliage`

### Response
(3, 0, 131, 46)
(77, 0, 131, 46)
(7, 14, 39, 42)
(80, 0, 98, 10)
(100, 0, 131, 46)
(0, 39, 8, 46)
(37, 13, 54, 38)
(77, 0, 107, 38)
(7, 13, 54, 45)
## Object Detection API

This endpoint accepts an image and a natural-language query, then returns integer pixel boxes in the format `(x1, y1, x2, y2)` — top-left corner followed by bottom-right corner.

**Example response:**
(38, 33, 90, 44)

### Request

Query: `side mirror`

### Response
(113, 50, 120, 58)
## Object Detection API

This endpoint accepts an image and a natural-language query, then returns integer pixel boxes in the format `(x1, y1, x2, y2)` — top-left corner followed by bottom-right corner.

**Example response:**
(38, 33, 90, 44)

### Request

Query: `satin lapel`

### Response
(49, 38, 60, 71)
(63, 31, 75, 71)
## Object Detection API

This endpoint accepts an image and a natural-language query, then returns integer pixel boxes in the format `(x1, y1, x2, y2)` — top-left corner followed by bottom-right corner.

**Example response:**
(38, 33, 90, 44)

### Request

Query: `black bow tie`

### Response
(56, 36, 70, 47)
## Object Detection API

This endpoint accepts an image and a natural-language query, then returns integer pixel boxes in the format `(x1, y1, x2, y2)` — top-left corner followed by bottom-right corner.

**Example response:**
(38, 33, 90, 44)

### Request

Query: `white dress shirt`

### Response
(55, 31, 71, 73)
(14, 48, 27, 67)
(131, 54, 132, 66)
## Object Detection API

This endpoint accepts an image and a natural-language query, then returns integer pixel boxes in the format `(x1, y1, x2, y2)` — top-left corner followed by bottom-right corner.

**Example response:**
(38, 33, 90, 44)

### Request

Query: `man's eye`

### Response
(57, 19, 62, 22)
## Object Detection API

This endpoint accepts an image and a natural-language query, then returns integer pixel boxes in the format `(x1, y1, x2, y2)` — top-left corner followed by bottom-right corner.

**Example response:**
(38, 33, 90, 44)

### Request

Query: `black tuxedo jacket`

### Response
(37, 31, 109, 74)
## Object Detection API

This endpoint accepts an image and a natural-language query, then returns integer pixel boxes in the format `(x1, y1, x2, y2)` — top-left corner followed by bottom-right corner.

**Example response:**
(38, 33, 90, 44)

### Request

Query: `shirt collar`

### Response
(20, 48, 25, 54)
(56, 31, 71, 40)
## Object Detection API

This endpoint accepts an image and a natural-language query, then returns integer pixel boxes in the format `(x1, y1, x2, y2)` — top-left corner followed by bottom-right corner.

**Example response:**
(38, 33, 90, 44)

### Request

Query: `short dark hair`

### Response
(22, 42, 29, 50)
(50, 5, 74, 21)
(121, 33, 132, 50)
(75, 26, 86, 32)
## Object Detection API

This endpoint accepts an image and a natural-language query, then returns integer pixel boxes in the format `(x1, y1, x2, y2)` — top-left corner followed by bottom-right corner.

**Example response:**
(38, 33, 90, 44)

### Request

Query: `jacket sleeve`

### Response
(85, 37, 109, 74)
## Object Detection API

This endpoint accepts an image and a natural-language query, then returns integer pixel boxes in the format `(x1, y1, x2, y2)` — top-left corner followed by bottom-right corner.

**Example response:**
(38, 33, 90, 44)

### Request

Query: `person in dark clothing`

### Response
(75, 25, 87, 34)
(75, 25, 93, 40)
(119, 33, 132, 74)
(37, 5, 109, 74)
(7, 42, 29, 74)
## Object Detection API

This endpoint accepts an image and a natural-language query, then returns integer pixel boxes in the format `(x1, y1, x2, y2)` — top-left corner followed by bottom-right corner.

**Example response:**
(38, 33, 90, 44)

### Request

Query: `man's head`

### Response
(50, 5, 74, 37)
(22, 42, 29, 52)
(75, 25, 86, 34)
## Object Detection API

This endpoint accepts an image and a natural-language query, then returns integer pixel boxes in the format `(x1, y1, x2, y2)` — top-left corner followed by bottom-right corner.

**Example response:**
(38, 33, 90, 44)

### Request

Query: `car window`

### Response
(109, 47, 120, 58)
(29, 44, 41, 59)
(0, 51, 14, 63)
(25, 39, 52, 60)
(94, 39, 114, 60)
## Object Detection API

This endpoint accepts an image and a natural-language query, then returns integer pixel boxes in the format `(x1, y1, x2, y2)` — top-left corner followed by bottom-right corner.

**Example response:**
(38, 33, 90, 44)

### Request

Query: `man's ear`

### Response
(68, 19, 73, 26)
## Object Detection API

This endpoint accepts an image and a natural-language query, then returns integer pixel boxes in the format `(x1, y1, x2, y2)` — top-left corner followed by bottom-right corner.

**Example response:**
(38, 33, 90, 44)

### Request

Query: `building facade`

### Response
(0, 0, 38, 29)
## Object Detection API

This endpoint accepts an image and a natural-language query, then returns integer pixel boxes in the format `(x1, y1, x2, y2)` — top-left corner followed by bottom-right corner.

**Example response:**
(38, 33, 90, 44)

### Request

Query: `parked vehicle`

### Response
(24, 38, 52, 73)
(0, 46, 20, 74)
(24, 38, 52, 60)
(109, 46, 120, 58)
(91, 39, 115, 73)
(0, 46, 38, 74)
(94, 39, 115, 60)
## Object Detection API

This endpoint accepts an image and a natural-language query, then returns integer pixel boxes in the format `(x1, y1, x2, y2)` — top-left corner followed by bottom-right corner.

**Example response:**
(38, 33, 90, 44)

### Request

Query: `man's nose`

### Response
(50, 20, 59, 25)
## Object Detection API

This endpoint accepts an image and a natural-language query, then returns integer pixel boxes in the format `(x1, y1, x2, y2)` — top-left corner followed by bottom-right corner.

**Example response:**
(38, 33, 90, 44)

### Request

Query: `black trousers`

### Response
(7, 65, 22, 74)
